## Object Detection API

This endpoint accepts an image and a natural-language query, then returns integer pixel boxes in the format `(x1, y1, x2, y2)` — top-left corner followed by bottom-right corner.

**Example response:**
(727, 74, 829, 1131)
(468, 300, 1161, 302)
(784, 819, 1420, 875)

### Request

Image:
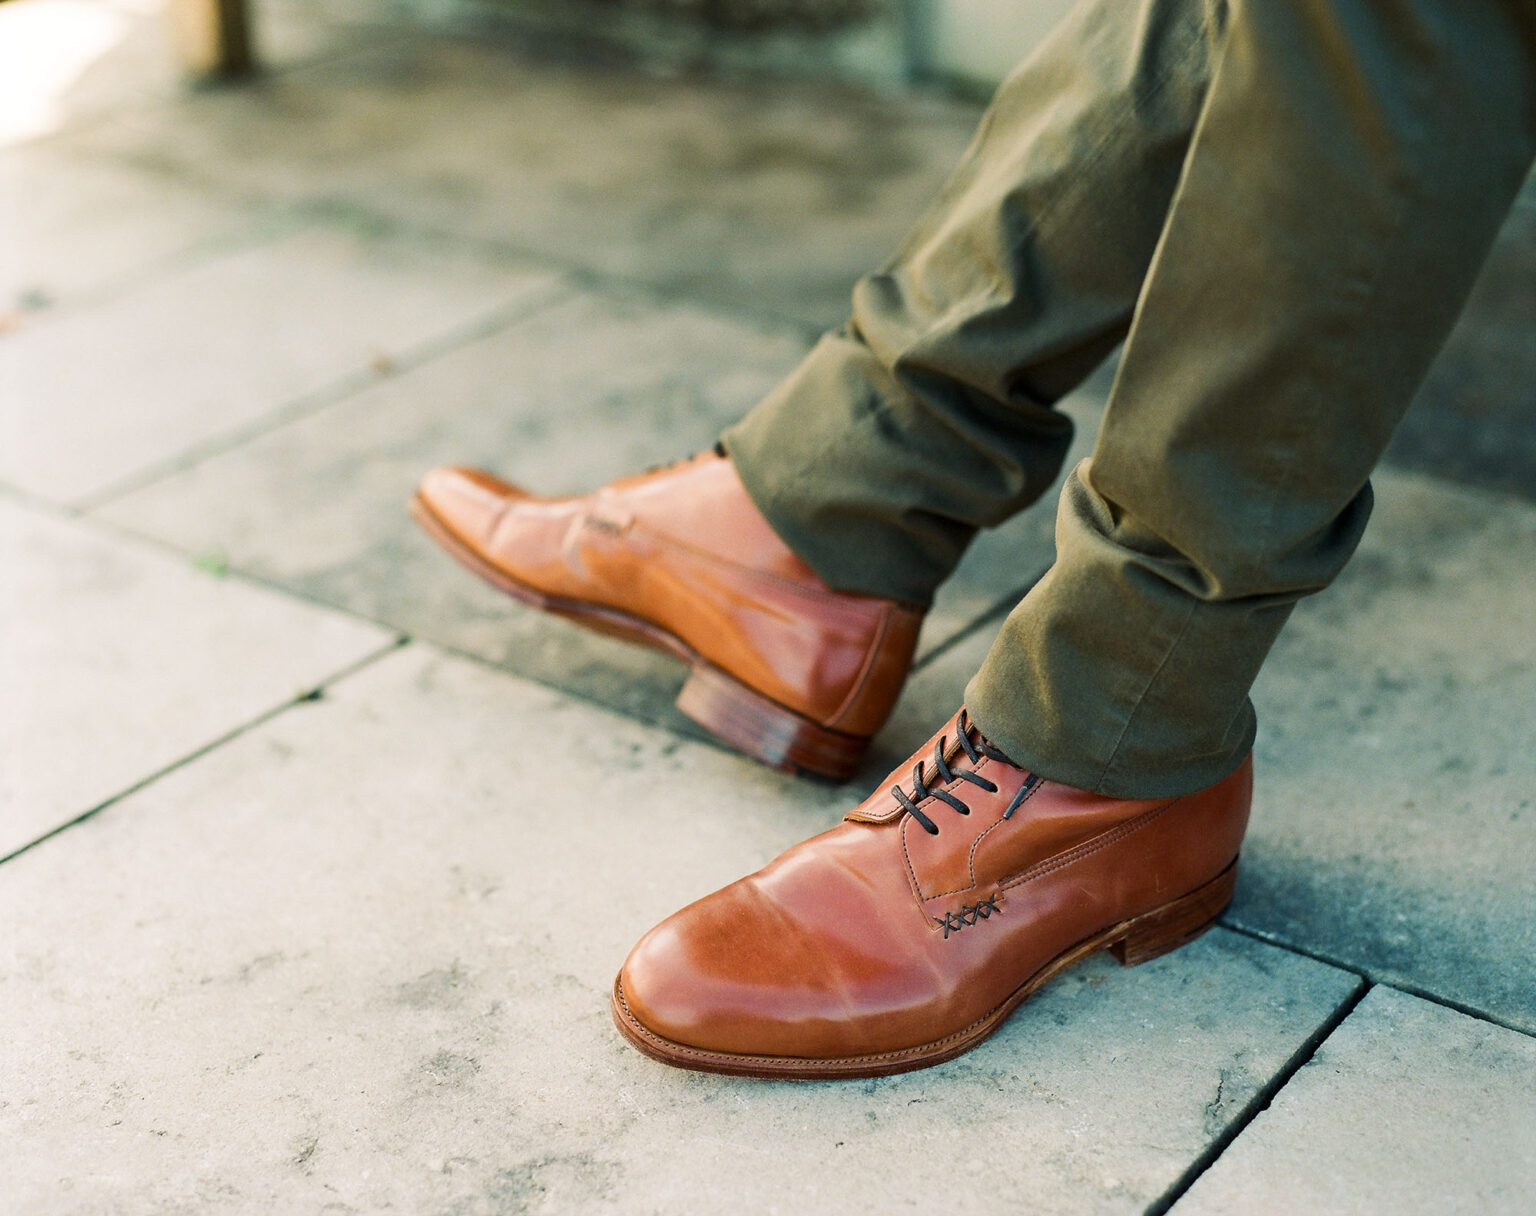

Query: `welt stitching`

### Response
(617, 955, 1068, 1067)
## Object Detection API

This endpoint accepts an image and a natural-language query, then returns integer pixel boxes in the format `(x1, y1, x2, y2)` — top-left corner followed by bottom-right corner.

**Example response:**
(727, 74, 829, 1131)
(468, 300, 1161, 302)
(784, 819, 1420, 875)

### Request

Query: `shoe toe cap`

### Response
(614, 877, 894, 1062)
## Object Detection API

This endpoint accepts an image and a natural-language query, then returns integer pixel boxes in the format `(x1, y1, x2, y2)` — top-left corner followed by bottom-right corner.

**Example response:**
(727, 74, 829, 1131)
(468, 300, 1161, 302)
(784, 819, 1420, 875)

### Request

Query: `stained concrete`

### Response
(1174, 986, 1536, 1215)
(0, 144, 256, 315)
(69, 32, 979, 329)
(0, 218, 559, 505)
(0, 498, 390, 859)
(0, 645, 1362, 1215)
(1239, 471, 1536, 1033)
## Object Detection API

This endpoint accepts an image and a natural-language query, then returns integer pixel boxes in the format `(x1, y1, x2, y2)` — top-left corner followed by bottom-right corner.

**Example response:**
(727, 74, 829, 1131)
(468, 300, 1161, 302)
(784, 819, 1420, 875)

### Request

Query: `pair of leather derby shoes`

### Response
(413, 454, 1251, 1078)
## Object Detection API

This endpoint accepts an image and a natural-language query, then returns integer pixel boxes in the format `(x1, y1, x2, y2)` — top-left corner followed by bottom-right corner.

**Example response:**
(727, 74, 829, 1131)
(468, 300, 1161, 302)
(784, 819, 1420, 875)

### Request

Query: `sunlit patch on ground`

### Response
(0, 0, 159, 147)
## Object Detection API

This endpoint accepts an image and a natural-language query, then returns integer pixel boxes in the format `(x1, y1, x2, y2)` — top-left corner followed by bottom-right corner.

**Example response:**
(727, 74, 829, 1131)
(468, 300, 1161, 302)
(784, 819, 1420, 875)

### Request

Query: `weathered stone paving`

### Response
(3, 1, 1532, 1210)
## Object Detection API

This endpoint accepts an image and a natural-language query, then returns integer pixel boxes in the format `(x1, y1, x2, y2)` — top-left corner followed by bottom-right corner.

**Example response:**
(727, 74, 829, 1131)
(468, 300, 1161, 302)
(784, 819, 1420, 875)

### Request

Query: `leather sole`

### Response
(410, 492, 869, 780)
(610, 857, 1239, 1080)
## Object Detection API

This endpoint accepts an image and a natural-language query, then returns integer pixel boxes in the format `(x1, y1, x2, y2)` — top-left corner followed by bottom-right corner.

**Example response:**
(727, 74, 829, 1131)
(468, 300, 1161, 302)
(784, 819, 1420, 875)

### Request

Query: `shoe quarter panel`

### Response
(609, 527, 887, 719)
(901, 768, 1165, 909)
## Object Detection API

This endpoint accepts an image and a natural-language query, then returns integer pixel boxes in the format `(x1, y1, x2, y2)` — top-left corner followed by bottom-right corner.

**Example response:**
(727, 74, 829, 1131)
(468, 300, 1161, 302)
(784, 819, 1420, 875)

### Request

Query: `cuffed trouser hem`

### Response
(721, 331, 1068, 608)
(963, 465, 1277, 799)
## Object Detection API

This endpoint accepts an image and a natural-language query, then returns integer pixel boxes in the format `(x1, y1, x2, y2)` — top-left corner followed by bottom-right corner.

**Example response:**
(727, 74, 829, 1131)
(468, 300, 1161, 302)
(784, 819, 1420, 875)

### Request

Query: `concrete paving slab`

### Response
(0, 217, 560, 505)
(0, 498, 391, 860)
(97, 288, 810, 739)
(1385, 179, 1536, 505)
(1173, 986, 1536, 1215)
(0, 643, 1361, 1215)
(1239, 471, 1536, 1032)
(0, 143, 257, 316)
(71, 33, 979, 328)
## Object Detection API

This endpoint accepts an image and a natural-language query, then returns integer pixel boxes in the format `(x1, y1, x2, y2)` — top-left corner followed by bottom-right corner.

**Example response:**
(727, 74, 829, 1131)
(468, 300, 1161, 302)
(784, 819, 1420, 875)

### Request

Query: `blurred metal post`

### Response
(167, 0, 254, 79)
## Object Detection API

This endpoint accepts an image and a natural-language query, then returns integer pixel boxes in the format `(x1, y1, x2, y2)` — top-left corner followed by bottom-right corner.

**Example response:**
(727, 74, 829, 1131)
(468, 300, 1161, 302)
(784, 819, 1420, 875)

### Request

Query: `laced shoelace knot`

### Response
(892, 709, 1040, 836)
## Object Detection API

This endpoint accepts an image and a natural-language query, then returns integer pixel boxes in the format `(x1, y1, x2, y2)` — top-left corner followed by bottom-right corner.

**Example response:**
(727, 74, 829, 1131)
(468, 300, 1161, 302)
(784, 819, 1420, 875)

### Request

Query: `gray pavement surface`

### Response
(3, 1, 1534, 1212)
(1176, 987, 1536, 1214)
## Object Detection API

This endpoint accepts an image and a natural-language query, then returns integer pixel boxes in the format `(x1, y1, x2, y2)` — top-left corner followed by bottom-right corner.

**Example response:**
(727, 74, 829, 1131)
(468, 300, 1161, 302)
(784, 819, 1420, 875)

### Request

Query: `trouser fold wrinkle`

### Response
(726, 0, 1536, 797)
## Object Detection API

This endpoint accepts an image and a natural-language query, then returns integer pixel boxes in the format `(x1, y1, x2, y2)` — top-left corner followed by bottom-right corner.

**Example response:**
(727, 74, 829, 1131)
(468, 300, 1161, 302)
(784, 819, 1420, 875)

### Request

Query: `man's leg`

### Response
(415, 0, 1224, 777)
(724, 0, 1226, 606)
(968, 0, 1536, 798)
(610, 0, 1536, 1078)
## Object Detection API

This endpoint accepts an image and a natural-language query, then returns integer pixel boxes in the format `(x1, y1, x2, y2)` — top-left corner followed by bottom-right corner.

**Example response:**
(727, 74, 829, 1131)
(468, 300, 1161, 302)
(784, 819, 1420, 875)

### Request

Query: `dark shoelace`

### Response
(892, 710, 1042, 836)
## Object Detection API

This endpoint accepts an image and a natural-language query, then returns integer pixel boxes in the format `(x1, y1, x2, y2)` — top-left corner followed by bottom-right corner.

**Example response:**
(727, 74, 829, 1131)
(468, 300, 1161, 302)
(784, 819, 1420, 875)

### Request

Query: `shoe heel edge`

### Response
(1109, 859, 1238, 967)
(677, 663, 868, 781)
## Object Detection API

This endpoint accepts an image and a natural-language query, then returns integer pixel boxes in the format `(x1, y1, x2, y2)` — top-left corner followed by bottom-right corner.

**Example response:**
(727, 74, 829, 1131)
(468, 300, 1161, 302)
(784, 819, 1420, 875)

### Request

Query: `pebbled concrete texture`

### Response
(0, 645, 1362, 1215)
(0, 498, 391, 860)
(1173, 986, 1536, 1215)
(0, 218, 560, 505)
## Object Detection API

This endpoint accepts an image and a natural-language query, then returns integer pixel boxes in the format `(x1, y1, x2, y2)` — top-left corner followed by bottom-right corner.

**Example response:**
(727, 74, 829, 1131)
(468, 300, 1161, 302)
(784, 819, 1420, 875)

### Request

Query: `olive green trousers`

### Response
(723, 0, 1536, 798)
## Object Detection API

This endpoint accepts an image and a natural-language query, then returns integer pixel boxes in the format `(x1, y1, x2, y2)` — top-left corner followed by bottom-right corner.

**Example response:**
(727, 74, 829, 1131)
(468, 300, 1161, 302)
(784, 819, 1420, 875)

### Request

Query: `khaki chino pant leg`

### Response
(726, 0, 1224, 604)
(727, 0, 1536, 798)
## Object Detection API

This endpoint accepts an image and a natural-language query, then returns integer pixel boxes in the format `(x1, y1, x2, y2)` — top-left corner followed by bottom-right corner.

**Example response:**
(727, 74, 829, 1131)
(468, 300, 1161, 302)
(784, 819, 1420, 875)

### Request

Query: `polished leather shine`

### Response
(612, 709, 1252, 1078)
(412, 453, 922, 778)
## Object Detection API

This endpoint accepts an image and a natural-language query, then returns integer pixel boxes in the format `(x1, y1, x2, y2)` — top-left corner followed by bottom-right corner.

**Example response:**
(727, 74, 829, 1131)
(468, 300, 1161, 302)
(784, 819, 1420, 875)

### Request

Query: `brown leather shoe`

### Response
(411, 452, 922, 779)
(612, 708, 1251, 1078)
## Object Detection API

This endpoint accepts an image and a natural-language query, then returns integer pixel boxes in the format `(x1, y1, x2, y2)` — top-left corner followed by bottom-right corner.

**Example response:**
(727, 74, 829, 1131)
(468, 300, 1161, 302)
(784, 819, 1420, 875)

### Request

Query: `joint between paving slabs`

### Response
(1218, 920, 1536, 1041)
(71, 278, 577, 514)
(1142, 977, 1373, 1216)
(0, 635, 409, 869)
